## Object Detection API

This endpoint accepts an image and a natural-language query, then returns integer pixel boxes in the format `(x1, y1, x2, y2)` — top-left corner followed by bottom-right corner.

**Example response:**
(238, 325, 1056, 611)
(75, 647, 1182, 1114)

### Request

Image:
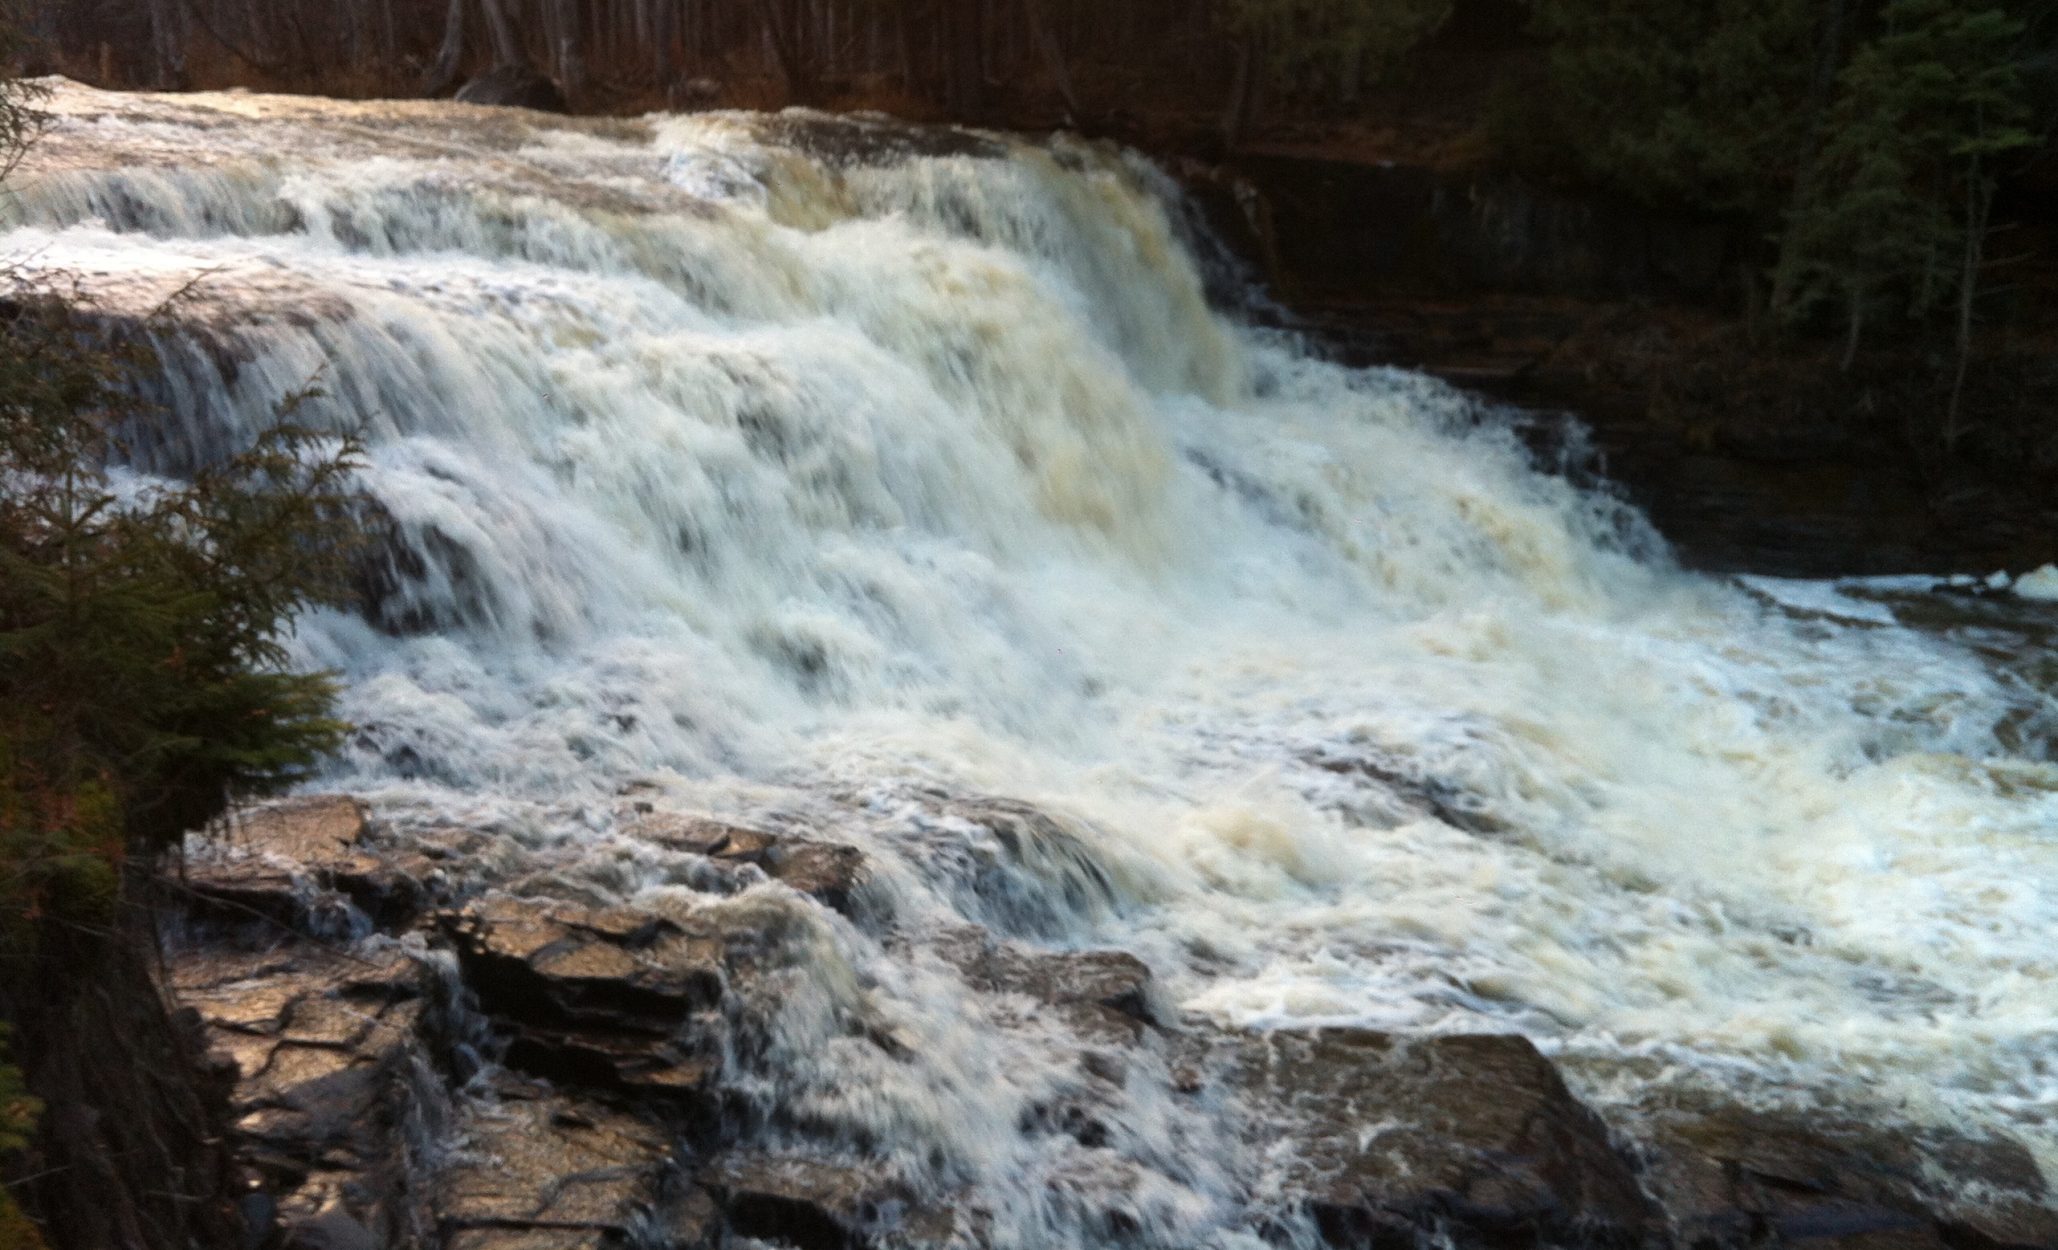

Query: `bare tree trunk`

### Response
(481, 0, 524, 66)
(941, 0, 983, 118)
(1771, 0, 1849, 315)
(146, 0, 188, 88)
(425, 0, 469, 93)
(762, 0, 818, 104)
(650, 0, 671, 89)
(1222, 35, 1261, 152)
(1021, 0, 1079, 123)
(1945, 152, 1989, 455)
(1840, 282, 1863, 372)
(552, 0, 584, 94)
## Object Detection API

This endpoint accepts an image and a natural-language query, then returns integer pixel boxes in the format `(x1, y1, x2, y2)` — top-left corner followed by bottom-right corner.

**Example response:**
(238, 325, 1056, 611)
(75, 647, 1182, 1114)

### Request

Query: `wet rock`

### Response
(913, 798, 1122, 938)
(183, 796, 367, 926)
(442, 894, 731, 1116)
(707, 1155, 950, 1250)
(498, 1021, 719, 1116)
(279, 1210, 380, 1250)
(658, 1187, 723, 1250)
(1226, 1029, 1654, 1250)
(445, 894, 725, 1036)
(1639, 1107, 2057, 1250)
(174, 943, 434, 1242)
(763, 840, 868, 914)
(436, 1079, 668, 1240)
(629, 811, 868, 913)
(443, 1232, 607, 1250)
(183, 797, 434, 933)
(937, 928, 1154, 1044)
(1305, 748, 1507, 835)
(454, 65, 568, 113)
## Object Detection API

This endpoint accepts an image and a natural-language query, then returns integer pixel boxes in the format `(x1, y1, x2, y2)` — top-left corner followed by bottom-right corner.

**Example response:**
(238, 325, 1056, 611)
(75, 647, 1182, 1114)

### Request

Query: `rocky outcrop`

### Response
(1186, 155, 2058, 577)
(454, 66, 569, 114)
(705, 1155, 959, 1250)
(1215, 1029, 1655, 1250)
(1224, 156, 1743, 307)
(628, 810, 869, 915)
(173, 943, 436, 1248)
(443, 895, 724, 1112)
(1637, 1106, 2058, 1250)
(161, 797, 2054, 1250)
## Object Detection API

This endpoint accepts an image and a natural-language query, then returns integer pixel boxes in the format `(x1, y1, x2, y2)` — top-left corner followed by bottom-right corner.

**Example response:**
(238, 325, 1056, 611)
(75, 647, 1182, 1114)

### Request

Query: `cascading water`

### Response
(7, 81, 2054, 1246)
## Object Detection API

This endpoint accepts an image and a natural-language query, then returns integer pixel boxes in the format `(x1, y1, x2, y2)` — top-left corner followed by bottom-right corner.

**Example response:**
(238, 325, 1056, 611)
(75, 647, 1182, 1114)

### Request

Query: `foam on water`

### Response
(9, 80, 2054, 1243)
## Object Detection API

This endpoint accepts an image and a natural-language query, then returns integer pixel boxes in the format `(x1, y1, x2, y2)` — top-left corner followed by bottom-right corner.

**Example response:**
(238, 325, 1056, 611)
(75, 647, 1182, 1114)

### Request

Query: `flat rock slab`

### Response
(437, 1082, 668, 1236)
(174, 941, 431, 1241)
(184, 796, 432, 930)
(445, 893, 725, 1035)
(935, 927, 1155, 1047)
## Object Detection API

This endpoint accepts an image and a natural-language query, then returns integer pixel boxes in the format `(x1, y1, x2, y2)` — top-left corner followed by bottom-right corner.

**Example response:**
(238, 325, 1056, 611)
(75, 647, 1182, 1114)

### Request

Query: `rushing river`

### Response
(7, 80, 2054, 1246)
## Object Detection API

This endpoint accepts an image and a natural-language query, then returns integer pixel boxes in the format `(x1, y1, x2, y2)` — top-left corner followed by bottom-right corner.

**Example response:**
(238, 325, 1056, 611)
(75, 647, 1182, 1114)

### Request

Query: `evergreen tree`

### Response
(1523, 0, 1819, 214)
(1772, 0, 2035, 393)
(1218, 0, 1454, 143)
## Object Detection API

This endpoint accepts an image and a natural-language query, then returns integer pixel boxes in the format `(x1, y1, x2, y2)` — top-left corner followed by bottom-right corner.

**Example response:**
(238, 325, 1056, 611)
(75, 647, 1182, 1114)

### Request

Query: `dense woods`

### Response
(17, 1, 2054, 389)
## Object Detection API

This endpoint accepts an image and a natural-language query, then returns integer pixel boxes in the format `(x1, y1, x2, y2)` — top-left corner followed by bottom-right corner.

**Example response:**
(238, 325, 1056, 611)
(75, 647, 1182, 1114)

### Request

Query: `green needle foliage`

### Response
(0, 288, 365, 939)
(1772, 1, 2037, 352)
(1219, 0, 1456, 96)
(0, 283, 364, 1240)
(1523, 0, 1818, 215)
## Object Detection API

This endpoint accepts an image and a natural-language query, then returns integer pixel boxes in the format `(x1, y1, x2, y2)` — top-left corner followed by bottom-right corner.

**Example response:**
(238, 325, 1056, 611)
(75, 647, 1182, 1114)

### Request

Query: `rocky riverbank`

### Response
(170, 798, 2055, 1250)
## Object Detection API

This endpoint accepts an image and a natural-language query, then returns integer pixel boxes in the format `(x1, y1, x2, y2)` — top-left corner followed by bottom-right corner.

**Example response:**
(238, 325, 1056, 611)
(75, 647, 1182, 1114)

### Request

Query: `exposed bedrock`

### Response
(168, 798, 2053, 1250)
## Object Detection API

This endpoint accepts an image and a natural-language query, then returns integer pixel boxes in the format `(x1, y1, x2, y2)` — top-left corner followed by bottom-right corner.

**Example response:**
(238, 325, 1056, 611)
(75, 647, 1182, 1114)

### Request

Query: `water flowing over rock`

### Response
(8, 80, 2054, 1249)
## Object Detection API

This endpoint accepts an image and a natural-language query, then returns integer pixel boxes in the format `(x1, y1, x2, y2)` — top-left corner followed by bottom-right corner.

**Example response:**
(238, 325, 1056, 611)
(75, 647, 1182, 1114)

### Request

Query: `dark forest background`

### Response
(24, 0, 2057, 501)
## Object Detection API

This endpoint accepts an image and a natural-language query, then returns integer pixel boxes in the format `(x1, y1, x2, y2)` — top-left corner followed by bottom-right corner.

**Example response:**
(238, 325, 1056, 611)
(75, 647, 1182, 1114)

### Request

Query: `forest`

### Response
(22, 0, 2055, 464)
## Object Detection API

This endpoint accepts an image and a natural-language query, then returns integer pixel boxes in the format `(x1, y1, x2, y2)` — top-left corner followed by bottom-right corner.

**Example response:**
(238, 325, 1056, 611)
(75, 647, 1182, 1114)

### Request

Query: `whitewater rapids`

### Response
(6, 81, 2053, 1245)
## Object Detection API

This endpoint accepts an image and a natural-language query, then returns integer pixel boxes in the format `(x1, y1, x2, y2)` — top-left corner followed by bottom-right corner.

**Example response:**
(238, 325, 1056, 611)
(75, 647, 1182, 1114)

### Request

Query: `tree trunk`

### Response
(146, 0, 188, 89)
(425, 0, 469, 93)
(1945, 154, 1989, 454)
(762, 0, 818, 104)
(1222, 35, 1261, 152)
(941, 0, 984, 118)
(1021, 0, 1079, 123)
(1840, 281, 1864, 371)
(480, 0, 524, 67)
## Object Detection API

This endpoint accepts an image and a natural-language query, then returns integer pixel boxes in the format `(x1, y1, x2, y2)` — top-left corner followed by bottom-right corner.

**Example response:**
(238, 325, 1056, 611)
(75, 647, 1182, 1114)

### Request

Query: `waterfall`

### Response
(8, 80, 2054, 1244)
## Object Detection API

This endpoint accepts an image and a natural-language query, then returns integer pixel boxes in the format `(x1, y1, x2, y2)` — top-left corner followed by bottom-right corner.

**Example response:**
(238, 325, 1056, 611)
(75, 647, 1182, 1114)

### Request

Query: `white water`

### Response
(10, 82, 2055, 1244)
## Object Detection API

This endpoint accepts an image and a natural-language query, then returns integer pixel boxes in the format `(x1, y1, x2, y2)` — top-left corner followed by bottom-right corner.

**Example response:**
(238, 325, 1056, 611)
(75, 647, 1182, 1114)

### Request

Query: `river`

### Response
(6, 80, 2053, 1247)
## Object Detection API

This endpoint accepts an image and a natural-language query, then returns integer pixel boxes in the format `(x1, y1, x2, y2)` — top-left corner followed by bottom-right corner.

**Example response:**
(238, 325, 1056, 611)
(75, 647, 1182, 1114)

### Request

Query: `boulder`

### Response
(444, 894, 725, 1036)
(1638, 1106, 2057, 1250)
(763, 840, 868, 914)
(942, 931, 1155, 1047)
(453, 65, 568, 113)
(442, 894, 729, 1113)
(278, 1210, 380, 1250)
(706, 1155, 954, 1250)
(1221, 1029, 1654, 1249)
(183, 796, 435, 933)
(628, 810, 868, 913)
